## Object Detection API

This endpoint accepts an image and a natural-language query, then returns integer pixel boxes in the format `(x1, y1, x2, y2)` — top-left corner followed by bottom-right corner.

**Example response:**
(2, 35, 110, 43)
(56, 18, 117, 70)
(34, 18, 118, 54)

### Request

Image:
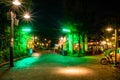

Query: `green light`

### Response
(14, 57, 38, 69)
(62, 29, 71, 32)
(22, 28, 31, 32)
(68, 34, 73, 55)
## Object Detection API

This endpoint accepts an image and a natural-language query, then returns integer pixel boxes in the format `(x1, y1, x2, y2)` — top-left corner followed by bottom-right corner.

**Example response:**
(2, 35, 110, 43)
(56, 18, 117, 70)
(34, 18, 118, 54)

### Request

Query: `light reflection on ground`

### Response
(54, 67, 94, 76)
(13, 57, 39, 69)
(32, 52, 41, 57)
(12, 52, 41, 69)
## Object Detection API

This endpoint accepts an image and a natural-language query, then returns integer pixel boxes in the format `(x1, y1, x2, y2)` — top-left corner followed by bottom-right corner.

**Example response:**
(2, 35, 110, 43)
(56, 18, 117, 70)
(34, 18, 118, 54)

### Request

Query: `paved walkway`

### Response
(0, 52, 120, 80)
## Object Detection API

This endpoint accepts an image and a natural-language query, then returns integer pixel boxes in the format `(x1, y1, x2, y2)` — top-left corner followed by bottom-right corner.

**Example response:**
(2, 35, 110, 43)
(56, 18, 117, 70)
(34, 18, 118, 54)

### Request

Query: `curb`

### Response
(0, 56, 29, 67)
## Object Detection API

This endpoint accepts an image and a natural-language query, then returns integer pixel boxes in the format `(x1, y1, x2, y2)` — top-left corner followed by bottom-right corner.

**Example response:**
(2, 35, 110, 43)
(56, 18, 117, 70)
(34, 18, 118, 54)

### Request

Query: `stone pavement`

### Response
(0, 52, 120, 80)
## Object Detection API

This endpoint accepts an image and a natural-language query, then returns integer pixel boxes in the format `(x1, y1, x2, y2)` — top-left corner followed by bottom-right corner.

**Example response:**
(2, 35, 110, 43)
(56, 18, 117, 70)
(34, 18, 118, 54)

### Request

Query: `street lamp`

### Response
(24, 13, 31, 19)
(10, 0, 21, 67)
(62, 28, 71, 33)
(12, 0, 21, 6)
(106, 27, 118, 67)
(114, 28, 118, 67)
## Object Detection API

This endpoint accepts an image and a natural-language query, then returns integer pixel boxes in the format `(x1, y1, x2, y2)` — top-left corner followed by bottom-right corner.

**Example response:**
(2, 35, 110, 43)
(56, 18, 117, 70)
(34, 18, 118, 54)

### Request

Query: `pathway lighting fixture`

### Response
(10, 0, 21, 67)
(12, 0, 21, 6)
(10, 0, 31, 67)
(106, 27, 118, 67)
(24, 13, 31, 19)
(106, 27, 113, 31)
(62, 29, 71, 32)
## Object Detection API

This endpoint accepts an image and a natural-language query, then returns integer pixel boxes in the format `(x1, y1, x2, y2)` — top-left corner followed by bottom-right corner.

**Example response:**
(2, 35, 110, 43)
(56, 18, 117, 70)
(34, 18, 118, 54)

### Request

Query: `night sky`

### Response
(32, 0, 120, 42)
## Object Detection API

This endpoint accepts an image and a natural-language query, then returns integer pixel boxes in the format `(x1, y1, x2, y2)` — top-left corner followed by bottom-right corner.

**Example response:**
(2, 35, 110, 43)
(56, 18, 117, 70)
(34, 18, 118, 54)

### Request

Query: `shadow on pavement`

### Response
(0, 67, 11, 79)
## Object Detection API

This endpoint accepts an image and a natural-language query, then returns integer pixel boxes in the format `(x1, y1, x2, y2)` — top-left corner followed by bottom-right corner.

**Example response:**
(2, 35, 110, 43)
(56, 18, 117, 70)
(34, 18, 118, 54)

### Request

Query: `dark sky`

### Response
(32, 0, 120, 42)
(32, 0, 65, 41)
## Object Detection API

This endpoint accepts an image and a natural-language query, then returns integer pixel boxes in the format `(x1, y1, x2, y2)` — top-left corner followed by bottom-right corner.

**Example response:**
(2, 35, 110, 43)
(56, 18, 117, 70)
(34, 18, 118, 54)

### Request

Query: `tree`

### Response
(61, 0, 91, 56)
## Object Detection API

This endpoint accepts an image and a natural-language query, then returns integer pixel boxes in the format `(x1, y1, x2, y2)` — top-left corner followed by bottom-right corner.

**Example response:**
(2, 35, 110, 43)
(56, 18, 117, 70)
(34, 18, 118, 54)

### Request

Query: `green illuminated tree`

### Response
(61, 21, 88, 57)
(0, 2, 10, 63)
(61, 0, 89, 56)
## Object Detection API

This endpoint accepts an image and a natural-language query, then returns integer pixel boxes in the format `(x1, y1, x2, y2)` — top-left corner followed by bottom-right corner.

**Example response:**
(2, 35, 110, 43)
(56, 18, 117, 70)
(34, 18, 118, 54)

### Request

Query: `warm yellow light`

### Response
(63, 37, 66, 42)
(89, 42, 93, 45)
(48, 40, 51, 43)
(112, 34, 115, 36)
(42, 43, 44, 46)
(60, 37, 64, 40)
(46, 43, 48, 46)
(37, 42, 39, 45)
(106, 39, 109, 41)
(101, 41, 106, 45)
(34, 36, 38, 40)
(12, 0, 21, 6)
(55, 67, 93, 76)
(112, 37, 115, 39)
(32, 52, 41, 57)
(44, 38, 47, 41)
(106, 28, 113, 31)
(107, 42, 112, 46)
(24, 13, 31, 19)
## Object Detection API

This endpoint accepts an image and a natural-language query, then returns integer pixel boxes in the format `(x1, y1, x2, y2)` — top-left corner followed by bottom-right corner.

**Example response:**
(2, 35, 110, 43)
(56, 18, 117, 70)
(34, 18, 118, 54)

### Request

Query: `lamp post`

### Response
(114, 28, 118, 67)
(106, 27, 118, 67)
(10, 0, 21, 67)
